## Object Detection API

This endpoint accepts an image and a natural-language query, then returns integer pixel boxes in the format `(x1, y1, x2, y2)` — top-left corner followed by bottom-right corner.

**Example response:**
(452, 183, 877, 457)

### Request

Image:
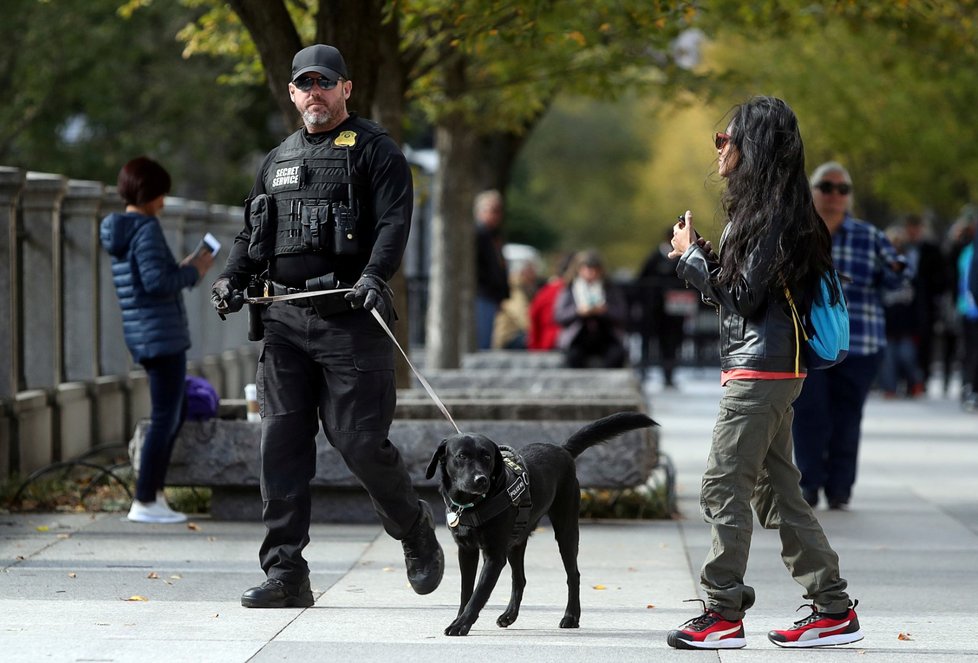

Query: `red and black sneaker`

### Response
(667, 600, 746, 650)
(768, 600, 863, 648)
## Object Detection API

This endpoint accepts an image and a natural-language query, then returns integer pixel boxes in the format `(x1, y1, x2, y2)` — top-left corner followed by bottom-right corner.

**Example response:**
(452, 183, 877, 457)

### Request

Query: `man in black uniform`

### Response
(210, 44, 444, 608)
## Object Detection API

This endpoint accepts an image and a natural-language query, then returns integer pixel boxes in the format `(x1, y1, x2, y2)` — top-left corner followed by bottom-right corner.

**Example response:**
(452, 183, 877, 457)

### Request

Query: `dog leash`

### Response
(245, 287, 461, 434)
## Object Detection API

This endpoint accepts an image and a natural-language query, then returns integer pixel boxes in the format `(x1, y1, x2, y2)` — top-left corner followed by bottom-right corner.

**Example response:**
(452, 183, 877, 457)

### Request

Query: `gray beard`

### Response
(302, 109, 333, 127)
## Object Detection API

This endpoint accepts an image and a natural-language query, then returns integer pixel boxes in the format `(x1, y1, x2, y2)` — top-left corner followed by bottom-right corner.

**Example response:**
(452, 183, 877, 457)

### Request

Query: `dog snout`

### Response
(473, 474, 489, 491)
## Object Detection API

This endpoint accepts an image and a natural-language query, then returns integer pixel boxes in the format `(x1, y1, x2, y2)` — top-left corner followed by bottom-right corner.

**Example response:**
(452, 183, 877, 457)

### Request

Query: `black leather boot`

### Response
(241, 577, 314, 608)
(400, 500, 444, 595)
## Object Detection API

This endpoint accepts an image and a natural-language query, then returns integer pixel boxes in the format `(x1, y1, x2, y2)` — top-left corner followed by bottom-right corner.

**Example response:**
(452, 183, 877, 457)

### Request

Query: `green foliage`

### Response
(579, 479, 674, 520)
(507, 94, 654, 269)
(697, 2, 978, 223)
(406, 0, 698, 133)
(0, 0, 275, 203)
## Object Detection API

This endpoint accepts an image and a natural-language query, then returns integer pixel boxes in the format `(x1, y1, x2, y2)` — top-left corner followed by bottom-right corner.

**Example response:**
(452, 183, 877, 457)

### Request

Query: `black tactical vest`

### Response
(262, 117, 387, 256)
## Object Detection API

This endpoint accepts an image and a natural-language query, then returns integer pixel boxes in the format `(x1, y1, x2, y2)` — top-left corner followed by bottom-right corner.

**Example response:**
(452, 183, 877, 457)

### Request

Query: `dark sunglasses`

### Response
(714, 132, 731, 150)
(293, 76, 339, 92)
(814, 181, 852, 195)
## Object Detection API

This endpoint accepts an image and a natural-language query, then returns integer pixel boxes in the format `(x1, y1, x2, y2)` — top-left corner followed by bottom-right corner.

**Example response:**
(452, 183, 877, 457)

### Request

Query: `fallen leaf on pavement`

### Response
(898, 632, 913, 641)
(187, 522, 200, 531)
(592, 584, 607, 590)
(124, 595, 148, 602)
(68, 573, 77, 579)
(147, 572, 159, 579)
(35, 526, 49, 532)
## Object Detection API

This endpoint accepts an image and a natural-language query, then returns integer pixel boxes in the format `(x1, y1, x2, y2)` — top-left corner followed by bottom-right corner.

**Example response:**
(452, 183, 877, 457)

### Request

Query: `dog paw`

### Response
(445, 619, 473, 636)
(496, 611, 519, 627)
(559, 615, 580, 629)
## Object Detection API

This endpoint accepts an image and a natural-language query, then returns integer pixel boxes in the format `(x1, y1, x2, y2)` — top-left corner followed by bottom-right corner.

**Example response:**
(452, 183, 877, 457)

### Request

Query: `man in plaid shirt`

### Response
(792, 161, 910, 510)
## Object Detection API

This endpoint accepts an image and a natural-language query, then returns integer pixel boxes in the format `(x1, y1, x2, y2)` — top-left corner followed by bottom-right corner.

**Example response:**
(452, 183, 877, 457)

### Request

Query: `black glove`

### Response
(344, 273, 389, 317)
(211, 277, 245, 320)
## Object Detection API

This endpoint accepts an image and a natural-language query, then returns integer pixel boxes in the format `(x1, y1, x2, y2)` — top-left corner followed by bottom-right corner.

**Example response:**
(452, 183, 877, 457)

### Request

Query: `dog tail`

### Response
(562, 412, 657, 458)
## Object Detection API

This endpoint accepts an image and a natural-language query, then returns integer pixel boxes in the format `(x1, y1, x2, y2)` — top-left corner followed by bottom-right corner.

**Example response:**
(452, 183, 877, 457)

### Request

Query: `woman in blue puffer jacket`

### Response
(100, 157, 214, 524)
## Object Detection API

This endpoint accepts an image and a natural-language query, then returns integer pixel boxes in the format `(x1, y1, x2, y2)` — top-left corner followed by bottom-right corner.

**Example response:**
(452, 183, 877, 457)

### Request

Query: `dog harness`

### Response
(445, 446, 532, 543)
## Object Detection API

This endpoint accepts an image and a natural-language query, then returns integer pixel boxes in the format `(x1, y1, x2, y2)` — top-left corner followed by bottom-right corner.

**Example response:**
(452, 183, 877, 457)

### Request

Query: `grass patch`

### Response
(1, 451, 210, 515)
(579, 476, 675, 520)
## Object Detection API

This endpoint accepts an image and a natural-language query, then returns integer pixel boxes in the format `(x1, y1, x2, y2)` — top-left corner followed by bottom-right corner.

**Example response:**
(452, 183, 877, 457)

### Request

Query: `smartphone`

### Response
(677, 213, 702, 240)
(197, 232, 221, 258)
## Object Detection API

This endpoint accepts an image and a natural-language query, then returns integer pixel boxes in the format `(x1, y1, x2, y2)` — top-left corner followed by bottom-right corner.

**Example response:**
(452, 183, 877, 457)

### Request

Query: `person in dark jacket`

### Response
(209, 44, 444, 609)
(635, 227, 691, 387)
(665, 97, 862, 651)
(474, 190, 510, 349)
(100, 156, 214, 524)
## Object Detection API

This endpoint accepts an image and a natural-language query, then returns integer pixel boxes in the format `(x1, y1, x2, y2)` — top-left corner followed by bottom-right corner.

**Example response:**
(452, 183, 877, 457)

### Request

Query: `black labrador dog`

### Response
(425, 411, 657, 636)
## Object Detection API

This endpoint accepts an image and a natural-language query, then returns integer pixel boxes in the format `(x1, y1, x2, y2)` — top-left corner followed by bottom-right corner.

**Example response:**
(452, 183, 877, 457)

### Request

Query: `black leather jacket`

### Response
(676, 241, 800, 373)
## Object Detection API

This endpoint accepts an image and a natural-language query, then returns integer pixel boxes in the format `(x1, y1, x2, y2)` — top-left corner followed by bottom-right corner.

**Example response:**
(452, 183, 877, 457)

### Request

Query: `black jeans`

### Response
(137, 352, 187, 503)
(791, 352, 882, 503)
(256, 303, 420, 584)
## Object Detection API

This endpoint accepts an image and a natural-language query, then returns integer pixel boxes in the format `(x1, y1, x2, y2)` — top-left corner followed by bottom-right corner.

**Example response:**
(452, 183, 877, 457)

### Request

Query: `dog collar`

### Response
(446, 497, 478, 528)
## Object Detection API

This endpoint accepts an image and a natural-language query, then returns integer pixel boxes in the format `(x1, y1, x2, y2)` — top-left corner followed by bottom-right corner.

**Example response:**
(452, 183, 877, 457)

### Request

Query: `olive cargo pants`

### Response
(699, 378, 851, 621)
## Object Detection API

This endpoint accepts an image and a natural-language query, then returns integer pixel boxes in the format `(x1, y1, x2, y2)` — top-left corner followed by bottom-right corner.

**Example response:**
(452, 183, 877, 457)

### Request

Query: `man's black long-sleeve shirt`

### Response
(220, 115, 413, 289)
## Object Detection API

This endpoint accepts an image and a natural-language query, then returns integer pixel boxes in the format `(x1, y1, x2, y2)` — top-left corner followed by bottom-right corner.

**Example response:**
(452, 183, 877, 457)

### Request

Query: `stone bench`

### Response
(460, 350, 566, 370)
(414, 368, 640, 394)
(132, 416, 659, 522)
(220, 396, 648, 422)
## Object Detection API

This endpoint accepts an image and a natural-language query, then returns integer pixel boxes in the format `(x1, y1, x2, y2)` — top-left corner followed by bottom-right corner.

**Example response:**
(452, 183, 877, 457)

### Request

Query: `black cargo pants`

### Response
(255, 300, 420, 584)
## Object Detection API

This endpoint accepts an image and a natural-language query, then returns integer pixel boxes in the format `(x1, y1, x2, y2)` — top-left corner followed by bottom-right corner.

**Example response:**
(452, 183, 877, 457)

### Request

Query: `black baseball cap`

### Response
(291, 44, 348, 82)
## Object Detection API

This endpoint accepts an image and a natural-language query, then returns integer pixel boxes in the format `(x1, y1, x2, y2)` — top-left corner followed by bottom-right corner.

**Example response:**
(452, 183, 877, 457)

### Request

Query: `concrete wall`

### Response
(0, 165, 253, 478)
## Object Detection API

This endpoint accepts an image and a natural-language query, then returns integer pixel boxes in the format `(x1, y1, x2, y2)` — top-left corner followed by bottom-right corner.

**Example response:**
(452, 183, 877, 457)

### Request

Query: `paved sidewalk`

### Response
(1, 368, 976, 662)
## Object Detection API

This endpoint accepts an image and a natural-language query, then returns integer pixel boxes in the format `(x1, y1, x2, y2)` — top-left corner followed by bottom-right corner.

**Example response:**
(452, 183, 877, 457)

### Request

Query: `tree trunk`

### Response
(373, 9, 413, 387)
(317, 0, 384, 116)
(226, 0, 302, 133)
(426, 116, 481, 369)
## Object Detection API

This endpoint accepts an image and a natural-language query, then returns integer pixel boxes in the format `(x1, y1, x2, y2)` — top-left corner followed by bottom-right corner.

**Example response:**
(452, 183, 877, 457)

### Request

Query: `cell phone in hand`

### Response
(196, 232, 221, 258)
(677, 213, 701, 239)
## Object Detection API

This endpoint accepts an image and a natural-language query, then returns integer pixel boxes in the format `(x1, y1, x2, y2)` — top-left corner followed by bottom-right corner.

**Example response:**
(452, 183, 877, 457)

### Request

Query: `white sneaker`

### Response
(155, 491, 189, 521)
(127, 499, 187, 524)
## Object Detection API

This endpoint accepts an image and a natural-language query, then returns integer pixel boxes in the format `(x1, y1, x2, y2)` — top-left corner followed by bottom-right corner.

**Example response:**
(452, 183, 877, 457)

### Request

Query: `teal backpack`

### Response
(784, 270, 850, 373)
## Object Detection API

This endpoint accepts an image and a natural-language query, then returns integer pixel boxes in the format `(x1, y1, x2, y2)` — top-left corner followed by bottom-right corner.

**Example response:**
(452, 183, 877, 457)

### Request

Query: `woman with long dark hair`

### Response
(665, 97, 862, 650)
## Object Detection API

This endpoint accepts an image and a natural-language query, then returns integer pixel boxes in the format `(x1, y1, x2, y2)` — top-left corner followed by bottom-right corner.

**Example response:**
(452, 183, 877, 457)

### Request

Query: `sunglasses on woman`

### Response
(814, 181, 852, 195)
(714, 132, 731, 150)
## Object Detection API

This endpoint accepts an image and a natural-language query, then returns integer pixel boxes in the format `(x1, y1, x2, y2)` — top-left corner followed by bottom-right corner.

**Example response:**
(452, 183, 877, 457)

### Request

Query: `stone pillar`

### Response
(170, 198, 211, 364)
(98, 186, 129, 377)
(21, 172, 68, 390)
(0, 167, 25, 399)
(62, 179, 104, 382)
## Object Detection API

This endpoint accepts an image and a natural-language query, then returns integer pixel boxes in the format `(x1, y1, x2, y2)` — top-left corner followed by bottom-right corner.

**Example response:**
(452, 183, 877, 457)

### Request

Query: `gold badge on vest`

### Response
(335, 131, 357, 147)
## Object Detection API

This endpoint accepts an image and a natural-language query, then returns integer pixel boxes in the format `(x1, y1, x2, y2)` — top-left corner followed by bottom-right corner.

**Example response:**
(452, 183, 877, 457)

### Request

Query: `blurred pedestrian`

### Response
(902, 213, 948, 387)
(666, 97, 862, 651)
(938, 212, 976, 394)
(792, 162, 910, 510)
(100, 156, 214, 524)
(492, 260, 539, 350)
(958, 236, 978, 410)
(554, 250, 627, 368)
(474, 190, 510, 350)
(527, 252, 573, 351)
(879, 225, 924, 397)
(635, 227, 692, 387)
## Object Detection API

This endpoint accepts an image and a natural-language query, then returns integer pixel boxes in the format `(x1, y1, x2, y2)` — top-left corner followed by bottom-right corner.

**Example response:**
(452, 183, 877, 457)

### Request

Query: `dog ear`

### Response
(425, 439, 448, 479)
(490, 442, 505, 481)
